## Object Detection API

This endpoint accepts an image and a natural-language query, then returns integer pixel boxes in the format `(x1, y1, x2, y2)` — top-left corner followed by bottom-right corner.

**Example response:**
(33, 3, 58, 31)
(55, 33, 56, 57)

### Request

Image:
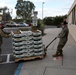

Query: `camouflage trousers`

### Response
(56, 40, 67, 53)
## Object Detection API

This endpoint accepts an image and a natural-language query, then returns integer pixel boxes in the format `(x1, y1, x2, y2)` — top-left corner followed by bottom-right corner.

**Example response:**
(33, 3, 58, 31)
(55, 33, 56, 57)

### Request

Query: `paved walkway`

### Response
(17, 28, 76, 75)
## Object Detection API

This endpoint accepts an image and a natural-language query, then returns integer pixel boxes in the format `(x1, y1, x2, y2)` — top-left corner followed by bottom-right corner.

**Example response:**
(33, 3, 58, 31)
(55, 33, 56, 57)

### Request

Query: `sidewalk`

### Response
(18, 28, 76, 75)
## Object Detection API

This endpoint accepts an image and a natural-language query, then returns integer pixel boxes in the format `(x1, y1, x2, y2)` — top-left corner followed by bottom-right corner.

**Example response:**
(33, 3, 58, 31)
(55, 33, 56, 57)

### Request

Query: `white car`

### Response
(5, 22, 19, 27)
(19, 22, 28, 27)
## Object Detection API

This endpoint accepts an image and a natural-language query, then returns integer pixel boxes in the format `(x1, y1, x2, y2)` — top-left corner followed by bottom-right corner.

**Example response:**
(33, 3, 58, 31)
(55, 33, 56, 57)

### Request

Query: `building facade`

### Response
(68, 0, 76, 42)
(68, 0, 76, 25)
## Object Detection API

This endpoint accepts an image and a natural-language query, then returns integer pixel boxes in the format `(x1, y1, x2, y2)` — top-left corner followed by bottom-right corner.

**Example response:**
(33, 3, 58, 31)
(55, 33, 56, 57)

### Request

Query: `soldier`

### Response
(52, 18, 69, 57)
(0, 24, 11, 62)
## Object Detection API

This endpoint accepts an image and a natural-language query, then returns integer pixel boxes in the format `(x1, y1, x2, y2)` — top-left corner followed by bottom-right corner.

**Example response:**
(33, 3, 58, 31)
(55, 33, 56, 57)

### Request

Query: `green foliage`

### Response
(0, 7, 12, 21)
(15, 0, 35, 22)
(43, 17, 54, 25)
(43, 15, 67, 27)
(40, 23, 45, 35)
(12, 18, 24, 23)
(2, 13, 12, 21)
(37, 19, 45, 35)
(37, 19, 42, 28)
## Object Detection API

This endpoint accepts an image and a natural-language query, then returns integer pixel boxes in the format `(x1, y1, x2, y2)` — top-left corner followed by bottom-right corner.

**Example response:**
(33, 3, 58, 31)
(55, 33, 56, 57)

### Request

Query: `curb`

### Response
(14, 63, 23, 75)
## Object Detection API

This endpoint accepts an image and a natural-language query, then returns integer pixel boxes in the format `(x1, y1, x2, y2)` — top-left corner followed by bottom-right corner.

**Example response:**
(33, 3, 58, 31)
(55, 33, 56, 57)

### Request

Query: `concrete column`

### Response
(32, 11, 38, 26)
(68, 12, 72, 25)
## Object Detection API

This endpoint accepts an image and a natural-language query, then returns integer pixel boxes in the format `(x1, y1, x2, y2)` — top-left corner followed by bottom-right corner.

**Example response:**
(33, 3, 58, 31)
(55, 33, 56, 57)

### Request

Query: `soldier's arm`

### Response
(58, 29, 66, 38)
(0, 29, 10, 38)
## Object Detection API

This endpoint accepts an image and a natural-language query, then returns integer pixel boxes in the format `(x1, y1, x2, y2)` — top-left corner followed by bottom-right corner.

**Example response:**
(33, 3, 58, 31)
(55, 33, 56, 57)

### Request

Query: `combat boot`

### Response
(52, 50, 63, 57)
(58, 50, 63, 57)
(52, 53, 59, 57)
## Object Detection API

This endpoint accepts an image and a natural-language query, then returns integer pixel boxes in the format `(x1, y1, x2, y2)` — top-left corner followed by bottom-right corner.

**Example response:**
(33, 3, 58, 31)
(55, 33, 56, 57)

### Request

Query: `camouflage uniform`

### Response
(53, 24, 69, 57)
(0, 29, 10, 56)
(57, 25, 69, 54)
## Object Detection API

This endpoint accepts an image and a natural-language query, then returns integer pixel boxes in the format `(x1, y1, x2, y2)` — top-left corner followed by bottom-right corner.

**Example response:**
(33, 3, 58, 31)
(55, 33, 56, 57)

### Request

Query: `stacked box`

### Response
(12, 33, 25, 58)
(12, 30, 44, 58)
(33, 30, 44, 56)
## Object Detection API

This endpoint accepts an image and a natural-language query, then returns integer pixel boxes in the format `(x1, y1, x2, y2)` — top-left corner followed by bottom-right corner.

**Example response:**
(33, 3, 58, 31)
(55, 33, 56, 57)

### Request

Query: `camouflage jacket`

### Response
(58, 26, 69, 44)
(0, 29, 10, 42)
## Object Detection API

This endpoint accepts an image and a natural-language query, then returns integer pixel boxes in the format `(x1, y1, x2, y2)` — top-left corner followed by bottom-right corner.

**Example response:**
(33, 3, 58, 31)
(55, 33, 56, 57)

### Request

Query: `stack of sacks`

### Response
(12, 30, 44, 59)
(12, 31, 34, 58)
(20, 31, 34, 57)
(33, 30, 44, 56)
(12, 31, 25, 58)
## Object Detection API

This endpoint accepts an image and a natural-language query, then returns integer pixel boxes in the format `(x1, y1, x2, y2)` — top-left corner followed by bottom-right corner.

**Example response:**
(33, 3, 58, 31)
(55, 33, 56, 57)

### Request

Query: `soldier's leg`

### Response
(52, 39, 68, 57)
(52, 44, 65, 57)
(56, 44, 64, 56)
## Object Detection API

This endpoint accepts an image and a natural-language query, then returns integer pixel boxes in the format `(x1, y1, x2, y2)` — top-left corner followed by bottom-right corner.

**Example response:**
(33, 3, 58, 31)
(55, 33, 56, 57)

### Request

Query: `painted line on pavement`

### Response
(1, 53, 13, 56)
(0, 54, 15, 64)
(14, 62, 23, 75)
(0, 61, 15, 64)
(6, 54, 10, 63)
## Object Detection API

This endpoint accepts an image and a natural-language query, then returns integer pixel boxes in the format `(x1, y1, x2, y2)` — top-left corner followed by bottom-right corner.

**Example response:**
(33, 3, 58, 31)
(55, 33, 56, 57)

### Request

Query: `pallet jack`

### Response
(44, 37, 57, 56)
(44, 37, 63, 66)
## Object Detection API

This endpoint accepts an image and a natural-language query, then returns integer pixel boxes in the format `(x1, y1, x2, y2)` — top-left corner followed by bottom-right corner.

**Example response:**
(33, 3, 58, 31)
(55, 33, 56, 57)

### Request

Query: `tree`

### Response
(0, 7, 12, 21)
(15, 0, 35, 22)
(43, 17, 54, 25)
(43, 15, 67, 27)
(3, 12, 12, 21)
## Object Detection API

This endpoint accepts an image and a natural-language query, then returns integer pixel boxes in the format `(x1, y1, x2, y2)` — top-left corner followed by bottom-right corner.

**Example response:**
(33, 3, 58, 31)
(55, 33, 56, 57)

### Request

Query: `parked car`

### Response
(5, 22, 19, 27)
(19, 22, 28, 27)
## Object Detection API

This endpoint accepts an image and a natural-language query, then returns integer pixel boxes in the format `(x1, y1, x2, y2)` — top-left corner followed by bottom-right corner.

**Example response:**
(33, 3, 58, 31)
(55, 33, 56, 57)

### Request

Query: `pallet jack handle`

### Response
(45, 37, 57, 49)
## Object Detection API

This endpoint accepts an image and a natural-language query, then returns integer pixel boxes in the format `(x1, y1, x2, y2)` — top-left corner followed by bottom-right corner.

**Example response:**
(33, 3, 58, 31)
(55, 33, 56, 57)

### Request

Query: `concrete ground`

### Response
(16, 28, 76, 75)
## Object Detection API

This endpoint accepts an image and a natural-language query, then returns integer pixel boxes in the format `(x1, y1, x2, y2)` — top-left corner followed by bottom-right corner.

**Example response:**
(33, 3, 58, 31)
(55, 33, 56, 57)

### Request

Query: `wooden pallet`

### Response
(15, 55, 45, 62)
